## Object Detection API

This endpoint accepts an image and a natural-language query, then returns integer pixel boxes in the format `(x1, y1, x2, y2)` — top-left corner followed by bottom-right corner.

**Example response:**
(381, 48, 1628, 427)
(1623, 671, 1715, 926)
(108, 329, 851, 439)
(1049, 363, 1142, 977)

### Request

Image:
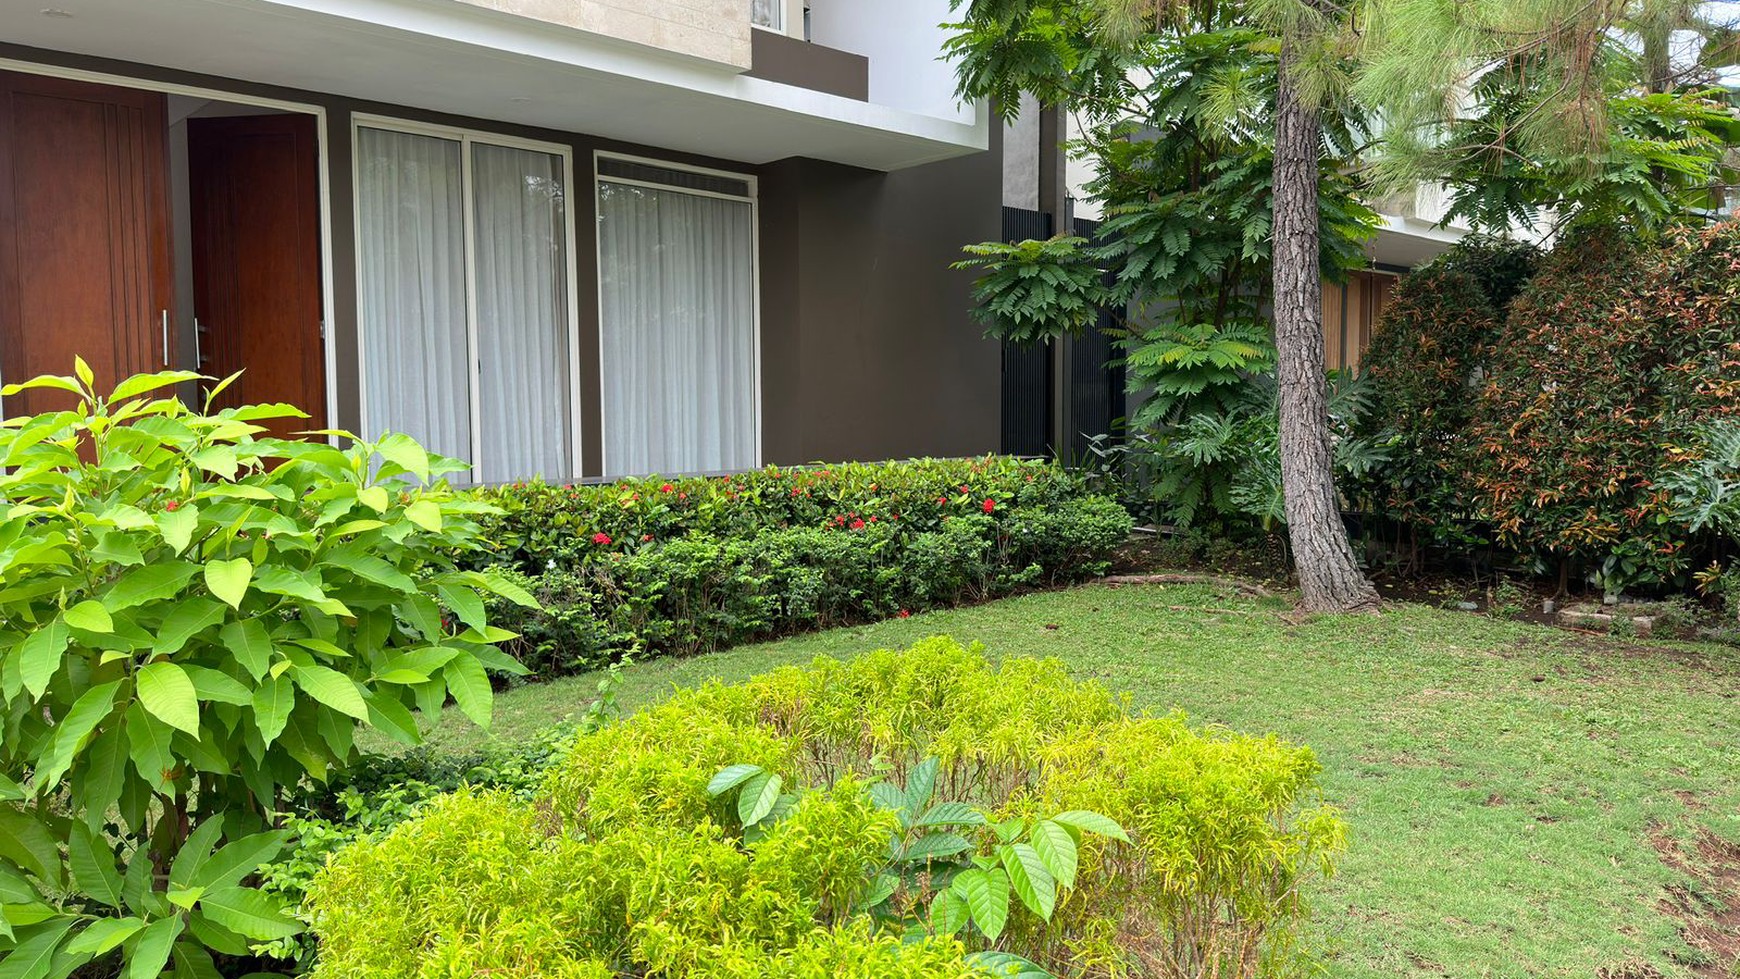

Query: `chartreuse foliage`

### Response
(310, 639, 1344, 978)
(0, 365, 532, 977)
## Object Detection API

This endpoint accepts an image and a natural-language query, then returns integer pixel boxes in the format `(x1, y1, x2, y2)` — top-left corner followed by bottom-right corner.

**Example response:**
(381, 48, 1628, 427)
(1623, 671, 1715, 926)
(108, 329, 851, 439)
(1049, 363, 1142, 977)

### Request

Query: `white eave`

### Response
(1, 0, 988, 171)
(1366, 213, 1466, 270)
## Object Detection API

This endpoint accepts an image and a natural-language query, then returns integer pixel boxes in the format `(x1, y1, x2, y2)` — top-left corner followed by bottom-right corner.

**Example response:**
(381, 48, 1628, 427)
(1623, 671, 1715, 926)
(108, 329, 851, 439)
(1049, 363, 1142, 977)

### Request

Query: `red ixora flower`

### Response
(592, 532, 613, 545)
(164, 500, 180, 512)
(660, 483, 674, 493)
(936, 496, 947, 505)
(641, 534, 654, 542)
(982, 499, 996, 514)
(849, 518, 866, 530)
(898, 609, 912, 619)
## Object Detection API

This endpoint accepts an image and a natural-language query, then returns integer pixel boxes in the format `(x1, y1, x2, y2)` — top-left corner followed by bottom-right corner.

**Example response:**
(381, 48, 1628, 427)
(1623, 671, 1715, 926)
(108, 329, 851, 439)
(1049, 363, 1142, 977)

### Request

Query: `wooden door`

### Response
(188, 114, 325, 435)
(0, 71, 173, 416)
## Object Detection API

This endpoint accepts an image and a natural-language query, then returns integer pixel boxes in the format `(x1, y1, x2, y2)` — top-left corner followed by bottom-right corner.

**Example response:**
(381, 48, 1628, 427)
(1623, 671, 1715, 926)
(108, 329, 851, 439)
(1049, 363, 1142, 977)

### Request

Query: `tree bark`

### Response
(1272, 34, 1381, 614)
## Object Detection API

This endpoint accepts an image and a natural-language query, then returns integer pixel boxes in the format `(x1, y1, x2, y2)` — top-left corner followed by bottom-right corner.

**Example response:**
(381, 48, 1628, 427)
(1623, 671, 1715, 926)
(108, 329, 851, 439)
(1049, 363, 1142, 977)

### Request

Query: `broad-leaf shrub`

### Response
(1358, 263, 1504, 546)
(470, 457, 1105, 573)
(1463, 223, 1740, 590)
(0, 367, 529, 976)
(311, 638, 1345, 978)
(473, 460, 1132, 676)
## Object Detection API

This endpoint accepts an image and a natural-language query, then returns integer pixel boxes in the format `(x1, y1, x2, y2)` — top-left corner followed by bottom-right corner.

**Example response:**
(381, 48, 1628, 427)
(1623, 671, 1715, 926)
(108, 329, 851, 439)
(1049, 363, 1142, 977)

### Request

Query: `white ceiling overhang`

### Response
(1367, 214, 1466, 270)
(2, 0, 988, 171)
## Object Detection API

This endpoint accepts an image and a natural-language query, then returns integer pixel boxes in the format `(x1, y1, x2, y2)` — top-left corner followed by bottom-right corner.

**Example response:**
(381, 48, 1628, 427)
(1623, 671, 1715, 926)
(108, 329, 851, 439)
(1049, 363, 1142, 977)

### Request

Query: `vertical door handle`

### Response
(161, 310, 170, 367)
(193, 317, 203, 370)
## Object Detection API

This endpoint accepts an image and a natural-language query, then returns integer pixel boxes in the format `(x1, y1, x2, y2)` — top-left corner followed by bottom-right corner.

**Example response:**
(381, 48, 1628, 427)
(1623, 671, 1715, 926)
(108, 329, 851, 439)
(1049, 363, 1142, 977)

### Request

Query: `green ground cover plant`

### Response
(0, 366, 530, 978)
(468, 458, 1132, 677)
(400, 585, 1740, 978)
(309, 639, 1344, 978)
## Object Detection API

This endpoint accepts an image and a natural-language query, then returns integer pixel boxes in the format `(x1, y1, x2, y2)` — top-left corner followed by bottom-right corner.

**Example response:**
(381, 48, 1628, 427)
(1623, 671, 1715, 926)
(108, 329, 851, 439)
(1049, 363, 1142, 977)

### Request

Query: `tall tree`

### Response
(1355, 0, 1740, 233)
(948, 0, 1384, 612)
(1263, 0, 1380, 610)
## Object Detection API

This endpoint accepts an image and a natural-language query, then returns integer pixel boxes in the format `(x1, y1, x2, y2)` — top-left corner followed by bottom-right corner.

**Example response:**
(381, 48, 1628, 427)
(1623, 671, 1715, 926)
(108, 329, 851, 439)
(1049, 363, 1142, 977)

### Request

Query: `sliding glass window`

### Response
(355, 122, 576, 483)
(596, 156, 758, 478)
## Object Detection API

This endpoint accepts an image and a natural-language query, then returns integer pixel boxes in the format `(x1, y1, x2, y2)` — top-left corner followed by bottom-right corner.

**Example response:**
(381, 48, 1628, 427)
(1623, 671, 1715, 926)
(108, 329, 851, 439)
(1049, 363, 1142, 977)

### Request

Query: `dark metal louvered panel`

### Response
(999, 207, 1055, 456)
(1063, 217, 1124, 462)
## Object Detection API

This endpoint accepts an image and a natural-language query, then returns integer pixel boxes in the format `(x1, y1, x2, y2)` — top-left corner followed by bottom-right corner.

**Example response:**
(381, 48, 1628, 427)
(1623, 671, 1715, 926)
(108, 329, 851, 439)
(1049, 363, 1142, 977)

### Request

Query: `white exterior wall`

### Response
(456, 0, 752, 69)
(808, 0, 972, 123)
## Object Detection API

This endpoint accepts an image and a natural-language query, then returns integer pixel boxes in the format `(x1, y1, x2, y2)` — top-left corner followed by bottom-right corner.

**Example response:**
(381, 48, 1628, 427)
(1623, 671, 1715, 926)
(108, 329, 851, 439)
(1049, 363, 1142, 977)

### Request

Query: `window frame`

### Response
(351, 113, 583, 484)
(593, 150, 763, 478)
(750, 0, 784, 33)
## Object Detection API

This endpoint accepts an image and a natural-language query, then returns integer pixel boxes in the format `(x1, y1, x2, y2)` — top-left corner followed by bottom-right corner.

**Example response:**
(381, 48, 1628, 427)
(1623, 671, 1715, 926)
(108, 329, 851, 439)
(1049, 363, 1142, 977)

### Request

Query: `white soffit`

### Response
(1367, 214, 1466, 269)
(1, 0, 987, 171)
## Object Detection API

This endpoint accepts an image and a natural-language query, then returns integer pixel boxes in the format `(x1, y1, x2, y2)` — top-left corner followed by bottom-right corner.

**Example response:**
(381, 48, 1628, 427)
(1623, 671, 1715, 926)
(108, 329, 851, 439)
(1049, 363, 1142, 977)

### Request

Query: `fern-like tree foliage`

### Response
(948, 0, 1388, 609)
(1355, 0, 1740, 234)
(946, 5, 1383, 581)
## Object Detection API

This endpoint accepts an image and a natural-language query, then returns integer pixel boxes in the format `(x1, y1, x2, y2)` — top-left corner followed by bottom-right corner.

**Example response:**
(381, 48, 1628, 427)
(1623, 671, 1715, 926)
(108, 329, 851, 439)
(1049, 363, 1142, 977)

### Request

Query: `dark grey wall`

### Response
(2, 44, 1002, 475)
(759, 129, 1003, 464)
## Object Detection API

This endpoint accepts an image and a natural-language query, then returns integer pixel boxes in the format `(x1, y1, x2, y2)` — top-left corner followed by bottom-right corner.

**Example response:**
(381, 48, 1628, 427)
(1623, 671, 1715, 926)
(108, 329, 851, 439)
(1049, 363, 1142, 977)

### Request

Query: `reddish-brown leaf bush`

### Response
(1459, 223, 1740, 588)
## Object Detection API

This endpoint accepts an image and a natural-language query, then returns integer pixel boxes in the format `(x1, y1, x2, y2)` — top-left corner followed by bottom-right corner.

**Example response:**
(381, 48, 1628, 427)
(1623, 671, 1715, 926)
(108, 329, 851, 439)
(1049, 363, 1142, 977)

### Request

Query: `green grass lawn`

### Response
(396, 581, 1740, 978)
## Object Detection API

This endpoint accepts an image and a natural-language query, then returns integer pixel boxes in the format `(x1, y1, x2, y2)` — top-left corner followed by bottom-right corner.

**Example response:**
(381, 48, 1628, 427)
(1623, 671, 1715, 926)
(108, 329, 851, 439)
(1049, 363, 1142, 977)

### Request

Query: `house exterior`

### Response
(0, 0, 1006, 483)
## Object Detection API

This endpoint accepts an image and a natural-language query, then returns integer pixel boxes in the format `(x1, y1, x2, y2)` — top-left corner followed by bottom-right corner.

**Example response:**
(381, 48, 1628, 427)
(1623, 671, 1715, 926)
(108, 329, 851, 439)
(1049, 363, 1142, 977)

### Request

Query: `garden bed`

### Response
(377, 581, 1740, 977)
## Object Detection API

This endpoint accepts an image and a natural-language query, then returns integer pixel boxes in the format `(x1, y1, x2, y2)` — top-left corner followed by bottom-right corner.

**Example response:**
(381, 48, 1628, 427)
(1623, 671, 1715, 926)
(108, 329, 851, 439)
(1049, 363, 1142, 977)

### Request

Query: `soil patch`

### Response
(1649, 816, 1740, 977)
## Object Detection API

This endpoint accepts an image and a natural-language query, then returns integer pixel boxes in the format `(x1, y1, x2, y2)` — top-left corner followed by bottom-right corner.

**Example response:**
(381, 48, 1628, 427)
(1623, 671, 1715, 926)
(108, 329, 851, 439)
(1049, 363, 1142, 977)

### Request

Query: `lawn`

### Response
(400, 581, 1740, 978)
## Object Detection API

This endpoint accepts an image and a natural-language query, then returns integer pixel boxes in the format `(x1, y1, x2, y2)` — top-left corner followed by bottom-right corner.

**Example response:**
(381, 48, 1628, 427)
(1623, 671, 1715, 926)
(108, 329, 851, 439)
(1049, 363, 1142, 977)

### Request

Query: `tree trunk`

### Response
(1272, 34, 1380, 614)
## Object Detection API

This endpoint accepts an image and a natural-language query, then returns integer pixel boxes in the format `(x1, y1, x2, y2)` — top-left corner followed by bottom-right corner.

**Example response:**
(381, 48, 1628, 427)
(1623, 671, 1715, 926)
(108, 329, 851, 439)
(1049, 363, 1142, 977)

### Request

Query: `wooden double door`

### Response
(0, 69, 326, 430)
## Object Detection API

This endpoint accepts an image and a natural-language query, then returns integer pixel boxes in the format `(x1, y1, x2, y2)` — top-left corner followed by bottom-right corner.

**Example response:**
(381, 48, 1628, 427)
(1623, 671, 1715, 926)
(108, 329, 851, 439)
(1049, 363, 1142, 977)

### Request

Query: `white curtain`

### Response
(356, 128, 472, 472)
(751, 0, 781, 29)
(472, 143, 571, 482)
(598, 182, 757, 477)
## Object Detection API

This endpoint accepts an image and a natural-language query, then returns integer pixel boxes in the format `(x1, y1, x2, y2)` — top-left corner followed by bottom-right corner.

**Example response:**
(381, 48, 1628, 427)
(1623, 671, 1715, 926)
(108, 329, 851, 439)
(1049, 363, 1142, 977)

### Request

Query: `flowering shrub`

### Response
(472, 459, 1132, 677)
(470, 457, 1097, 572)
(308, 639, 1344, 979)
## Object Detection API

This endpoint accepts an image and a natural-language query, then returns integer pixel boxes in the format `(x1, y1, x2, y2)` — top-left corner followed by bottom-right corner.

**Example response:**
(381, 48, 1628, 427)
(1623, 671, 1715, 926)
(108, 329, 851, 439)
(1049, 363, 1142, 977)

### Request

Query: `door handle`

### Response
(193, 317, 203, 370)
(161, 310, 170, 367)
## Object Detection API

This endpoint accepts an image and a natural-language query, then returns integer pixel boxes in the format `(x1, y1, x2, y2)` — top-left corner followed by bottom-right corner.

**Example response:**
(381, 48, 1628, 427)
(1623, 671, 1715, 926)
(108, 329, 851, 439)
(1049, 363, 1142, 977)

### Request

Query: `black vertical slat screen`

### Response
(1063, 217, 1123, 462)
(999, 207, 1055, 456)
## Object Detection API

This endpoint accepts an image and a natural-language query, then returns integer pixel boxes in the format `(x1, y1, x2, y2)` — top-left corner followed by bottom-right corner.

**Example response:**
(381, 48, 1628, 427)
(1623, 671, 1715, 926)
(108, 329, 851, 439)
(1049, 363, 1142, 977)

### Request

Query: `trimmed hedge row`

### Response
(465, 459, 1133, 677)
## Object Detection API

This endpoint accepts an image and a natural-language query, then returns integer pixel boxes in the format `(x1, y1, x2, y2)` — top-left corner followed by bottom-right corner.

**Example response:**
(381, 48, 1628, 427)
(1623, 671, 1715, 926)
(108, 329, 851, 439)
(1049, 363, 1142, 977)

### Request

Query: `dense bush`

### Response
(1360, 223, 1740, 591)
(0, 367, 527, 976)
(1359, 264, 1504, 546)
(1463, 223, 1740, 591)
(309, 638, 1346, 978)
(470, 457, 1105, 573)
(1359, 236, 1544, 553)
(472, 459, 1132, 676)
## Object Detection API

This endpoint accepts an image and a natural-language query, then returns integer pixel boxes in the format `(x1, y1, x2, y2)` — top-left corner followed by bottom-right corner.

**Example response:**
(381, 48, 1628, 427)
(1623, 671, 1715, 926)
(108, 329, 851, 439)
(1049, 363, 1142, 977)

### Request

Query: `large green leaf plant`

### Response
(0, 363, 534, 977)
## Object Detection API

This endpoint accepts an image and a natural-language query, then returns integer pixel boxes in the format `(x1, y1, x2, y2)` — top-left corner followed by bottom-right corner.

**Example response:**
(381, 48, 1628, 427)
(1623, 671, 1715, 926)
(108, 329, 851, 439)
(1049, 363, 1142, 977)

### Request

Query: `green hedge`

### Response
(1363, 222, 1740, 590)
(306, 639, 1345, 979)
(467, 459, 1133, 677)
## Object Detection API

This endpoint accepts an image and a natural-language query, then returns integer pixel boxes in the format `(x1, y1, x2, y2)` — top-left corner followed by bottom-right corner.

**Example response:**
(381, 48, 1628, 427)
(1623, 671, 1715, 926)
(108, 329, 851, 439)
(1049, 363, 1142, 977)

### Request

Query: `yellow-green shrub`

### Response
(312, 639, 1343, 978)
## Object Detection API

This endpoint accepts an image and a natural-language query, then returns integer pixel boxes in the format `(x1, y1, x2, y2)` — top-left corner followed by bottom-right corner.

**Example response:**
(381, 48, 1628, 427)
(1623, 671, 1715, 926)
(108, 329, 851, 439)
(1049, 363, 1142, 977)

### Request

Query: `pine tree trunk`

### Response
(1272, 34, 1380, 614)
